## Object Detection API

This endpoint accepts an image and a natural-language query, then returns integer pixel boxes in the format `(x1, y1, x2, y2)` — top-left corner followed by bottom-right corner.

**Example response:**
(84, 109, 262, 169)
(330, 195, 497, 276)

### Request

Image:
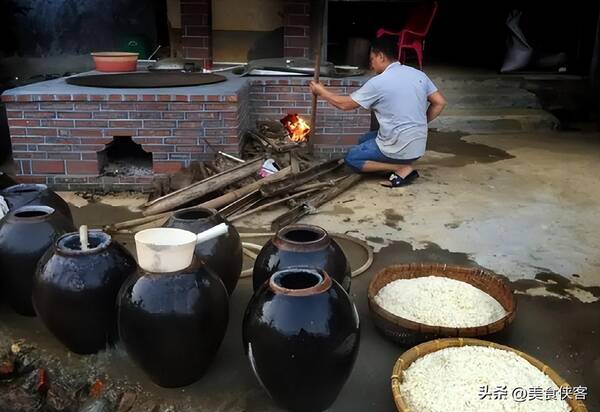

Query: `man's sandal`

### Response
(381, 170, 419, 188)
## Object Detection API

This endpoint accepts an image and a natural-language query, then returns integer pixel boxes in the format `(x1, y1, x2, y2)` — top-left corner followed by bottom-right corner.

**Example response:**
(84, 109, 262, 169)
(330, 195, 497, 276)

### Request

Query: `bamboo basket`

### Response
(391, 337, 588, 412)
(367, 264, 516, 345)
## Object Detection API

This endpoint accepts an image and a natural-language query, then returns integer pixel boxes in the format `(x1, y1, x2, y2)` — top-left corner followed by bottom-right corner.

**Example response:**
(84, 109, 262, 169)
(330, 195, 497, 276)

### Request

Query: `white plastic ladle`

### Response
(134, 223, 229, 273)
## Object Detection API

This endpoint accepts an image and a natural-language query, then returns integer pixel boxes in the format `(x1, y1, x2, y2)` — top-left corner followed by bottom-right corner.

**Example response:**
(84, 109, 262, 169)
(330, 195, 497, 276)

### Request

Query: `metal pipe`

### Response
(218, 151, 245, 163)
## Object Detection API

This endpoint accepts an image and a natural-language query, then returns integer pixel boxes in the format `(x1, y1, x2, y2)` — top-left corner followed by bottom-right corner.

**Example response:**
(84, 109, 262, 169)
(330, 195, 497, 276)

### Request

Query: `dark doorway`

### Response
(327, 1, 414, 67)
(97, 137, 152, 176)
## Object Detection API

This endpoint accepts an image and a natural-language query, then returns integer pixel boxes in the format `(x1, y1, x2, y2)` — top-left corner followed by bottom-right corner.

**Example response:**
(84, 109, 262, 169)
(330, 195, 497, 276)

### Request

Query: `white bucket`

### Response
(135, 223, 228, 273)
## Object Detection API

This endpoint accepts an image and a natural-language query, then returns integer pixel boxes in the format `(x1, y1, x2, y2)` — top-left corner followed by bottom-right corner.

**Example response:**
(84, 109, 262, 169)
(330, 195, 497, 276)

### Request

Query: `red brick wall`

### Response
(2, 93, 243, 190)
(249, 78, 371, 155)
(181, 0, 212, 68)
(284, 0, 311, 59)
(2, 77, 371, 190)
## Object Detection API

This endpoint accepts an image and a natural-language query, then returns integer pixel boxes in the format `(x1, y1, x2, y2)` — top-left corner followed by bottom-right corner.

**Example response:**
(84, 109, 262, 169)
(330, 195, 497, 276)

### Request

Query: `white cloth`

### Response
(0, 196, 8, 219)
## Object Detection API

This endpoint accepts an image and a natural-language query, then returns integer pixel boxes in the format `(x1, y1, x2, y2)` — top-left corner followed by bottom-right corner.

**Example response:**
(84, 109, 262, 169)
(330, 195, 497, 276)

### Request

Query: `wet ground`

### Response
(1, 237, 598, 411)
(2, 129, 600, 411)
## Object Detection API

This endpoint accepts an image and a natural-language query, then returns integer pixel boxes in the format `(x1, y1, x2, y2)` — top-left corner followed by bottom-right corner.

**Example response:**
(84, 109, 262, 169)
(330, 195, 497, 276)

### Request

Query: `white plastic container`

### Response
(134, 223, 228, 273)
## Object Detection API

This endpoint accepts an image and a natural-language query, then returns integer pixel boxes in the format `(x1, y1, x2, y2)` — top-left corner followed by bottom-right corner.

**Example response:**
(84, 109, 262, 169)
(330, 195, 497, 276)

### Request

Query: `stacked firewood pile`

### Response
(107, 143, 361, 234)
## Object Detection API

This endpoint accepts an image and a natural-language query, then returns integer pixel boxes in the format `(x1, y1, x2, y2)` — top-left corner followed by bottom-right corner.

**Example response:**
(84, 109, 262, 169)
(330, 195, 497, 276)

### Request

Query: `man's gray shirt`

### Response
(351, 62, 438, 160)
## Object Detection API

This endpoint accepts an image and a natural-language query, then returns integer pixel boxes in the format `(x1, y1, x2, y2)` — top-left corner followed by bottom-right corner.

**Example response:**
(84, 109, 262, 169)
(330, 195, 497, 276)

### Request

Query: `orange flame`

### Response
(280, 114, 310, 142)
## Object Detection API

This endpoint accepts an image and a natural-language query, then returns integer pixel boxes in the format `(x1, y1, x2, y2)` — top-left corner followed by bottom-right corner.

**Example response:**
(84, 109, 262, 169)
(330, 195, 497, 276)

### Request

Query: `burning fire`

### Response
(280, 114, 310, 143)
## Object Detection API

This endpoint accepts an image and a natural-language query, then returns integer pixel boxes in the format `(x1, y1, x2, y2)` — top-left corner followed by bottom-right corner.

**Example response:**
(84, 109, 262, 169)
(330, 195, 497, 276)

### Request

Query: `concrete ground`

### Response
(1, 129, 600, 411)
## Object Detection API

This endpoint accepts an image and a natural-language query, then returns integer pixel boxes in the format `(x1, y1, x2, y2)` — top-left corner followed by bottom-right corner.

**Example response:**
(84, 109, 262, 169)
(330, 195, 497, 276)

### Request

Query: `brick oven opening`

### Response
(97, 137, 153, 176)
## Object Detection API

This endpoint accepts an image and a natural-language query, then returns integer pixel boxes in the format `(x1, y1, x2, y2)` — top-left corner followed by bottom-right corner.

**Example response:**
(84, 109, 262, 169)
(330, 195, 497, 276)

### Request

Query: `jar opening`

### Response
(282, 228, 325, 243)
(15, 210, 47, 218)
(5, 184, 46, 194)
(13, 205, 54, 219)
(173, 208, 214, 221)
(58, 231, 111, 254)
(272, 269, 323, 290)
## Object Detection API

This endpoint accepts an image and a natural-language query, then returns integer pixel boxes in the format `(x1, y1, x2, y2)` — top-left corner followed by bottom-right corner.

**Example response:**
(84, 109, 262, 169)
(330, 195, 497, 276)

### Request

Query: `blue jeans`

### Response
(345, 131, 419, 172)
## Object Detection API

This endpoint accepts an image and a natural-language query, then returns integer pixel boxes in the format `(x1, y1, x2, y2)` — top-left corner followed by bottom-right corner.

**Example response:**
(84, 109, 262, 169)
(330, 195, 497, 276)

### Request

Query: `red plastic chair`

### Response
(376, 1, 438, 69)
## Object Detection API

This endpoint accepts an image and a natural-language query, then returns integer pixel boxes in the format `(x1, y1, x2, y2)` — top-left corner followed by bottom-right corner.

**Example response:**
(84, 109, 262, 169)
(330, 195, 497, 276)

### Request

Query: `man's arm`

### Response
(309, 81, 361, 111)
(427, 91, 447, 123)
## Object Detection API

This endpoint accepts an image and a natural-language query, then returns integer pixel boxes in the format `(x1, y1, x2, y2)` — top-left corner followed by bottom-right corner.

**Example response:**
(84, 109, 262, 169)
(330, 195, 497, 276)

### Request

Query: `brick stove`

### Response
(1, 0, 375, 190)
(2, 73, 371, 191)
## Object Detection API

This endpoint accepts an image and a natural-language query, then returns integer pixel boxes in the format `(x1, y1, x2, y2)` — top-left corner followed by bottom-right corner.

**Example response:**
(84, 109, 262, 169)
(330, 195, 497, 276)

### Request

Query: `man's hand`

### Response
(309, 80, 327, 97)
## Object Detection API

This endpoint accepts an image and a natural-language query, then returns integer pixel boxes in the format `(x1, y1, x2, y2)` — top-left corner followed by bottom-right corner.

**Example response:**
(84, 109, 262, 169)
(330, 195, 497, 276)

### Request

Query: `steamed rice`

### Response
(399, 346, 571, 412)
(374, 276, 507, 328)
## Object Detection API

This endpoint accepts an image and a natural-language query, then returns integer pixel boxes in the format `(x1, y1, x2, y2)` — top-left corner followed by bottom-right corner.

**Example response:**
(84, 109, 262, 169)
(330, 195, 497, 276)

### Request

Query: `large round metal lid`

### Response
(66, 72, 227, 88)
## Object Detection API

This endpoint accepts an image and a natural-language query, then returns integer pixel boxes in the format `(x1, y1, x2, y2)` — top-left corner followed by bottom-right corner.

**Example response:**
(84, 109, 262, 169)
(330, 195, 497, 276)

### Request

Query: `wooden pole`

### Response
(308, 1, 325, 154)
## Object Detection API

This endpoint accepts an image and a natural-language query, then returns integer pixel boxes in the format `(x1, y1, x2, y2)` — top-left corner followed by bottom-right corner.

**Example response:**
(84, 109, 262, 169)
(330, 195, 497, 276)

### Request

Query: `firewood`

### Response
(291, 176, 346, 193)
(260, 158, 343, 198)
(108, 211, 172, 231)
(200, 166, 292, 210)
(228, 186, 325, 222)
(106, 167, 293, 233)
(218, 190, 261, 217)
(142, 157, 264, 216)
(121, 215, 170, 232)
(198, 162, 209, 180)
(271, 174, 362, 230)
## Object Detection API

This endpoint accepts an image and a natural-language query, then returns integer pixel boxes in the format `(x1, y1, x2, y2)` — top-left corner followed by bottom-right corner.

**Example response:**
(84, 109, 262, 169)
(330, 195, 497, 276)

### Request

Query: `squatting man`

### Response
(310, 36, 447, 187)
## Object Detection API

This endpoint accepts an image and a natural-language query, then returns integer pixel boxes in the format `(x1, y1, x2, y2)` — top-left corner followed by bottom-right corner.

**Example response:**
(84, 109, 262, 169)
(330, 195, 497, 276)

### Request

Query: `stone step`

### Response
(426, 71, 583, 90)
(443, 89, 541, 109)
(430, 108, 560, 134)
(429, 78, 524, 90)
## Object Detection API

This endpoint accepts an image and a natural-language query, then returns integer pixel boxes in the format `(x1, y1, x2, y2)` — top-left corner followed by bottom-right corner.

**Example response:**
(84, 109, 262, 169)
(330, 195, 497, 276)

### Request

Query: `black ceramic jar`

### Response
(164, 207, 242, 295)
(252, 224, 351, 292)
(0, 206, 75, 316)
(33, 230, 137, 354)
(117, 260, 229, 388)
(0, 172, 16, 190)
(243, 268, 360, 412)
(0, 184, 73, 221)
